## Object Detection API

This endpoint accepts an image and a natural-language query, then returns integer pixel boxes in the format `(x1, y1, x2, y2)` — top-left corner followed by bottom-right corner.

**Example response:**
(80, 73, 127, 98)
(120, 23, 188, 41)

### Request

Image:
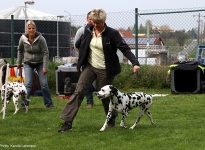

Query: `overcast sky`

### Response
(0, 0, 205, 15)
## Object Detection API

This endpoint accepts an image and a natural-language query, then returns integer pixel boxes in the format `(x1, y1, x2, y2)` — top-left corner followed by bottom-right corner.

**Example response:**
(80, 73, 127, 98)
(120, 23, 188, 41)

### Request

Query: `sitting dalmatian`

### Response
(0, 82, 29, 114)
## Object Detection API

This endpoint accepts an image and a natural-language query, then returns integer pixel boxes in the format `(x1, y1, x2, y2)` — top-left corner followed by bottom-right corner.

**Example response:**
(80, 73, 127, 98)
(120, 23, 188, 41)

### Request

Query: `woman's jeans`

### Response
(22, 63, 53, 107)
(86, 85, 95, 105)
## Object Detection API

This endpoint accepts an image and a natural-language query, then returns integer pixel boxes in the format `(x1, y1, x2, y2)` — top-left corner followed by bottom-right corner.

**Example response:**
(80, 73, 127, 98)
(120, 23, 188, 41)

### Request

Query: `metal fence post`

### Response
(11, 15, 14, 64)
(135, 8, 139, 60)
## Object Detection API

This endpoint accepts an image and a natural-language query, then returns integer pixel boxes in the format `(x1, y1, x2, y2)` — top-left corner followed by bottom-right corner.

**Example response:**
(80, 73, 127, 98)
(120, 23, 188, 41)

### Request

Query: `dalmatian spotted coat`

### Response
(0, 82, 29, 114)
(94, 85, 168, 132)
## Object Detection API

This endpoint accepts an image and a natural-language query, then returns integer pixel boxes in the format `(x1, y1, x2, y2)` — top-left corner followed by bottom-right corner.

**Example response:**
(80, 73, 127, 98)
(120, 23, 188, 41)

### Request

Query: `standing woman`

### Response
(58, 9, 140, 132)
(17, 20, 55, 108)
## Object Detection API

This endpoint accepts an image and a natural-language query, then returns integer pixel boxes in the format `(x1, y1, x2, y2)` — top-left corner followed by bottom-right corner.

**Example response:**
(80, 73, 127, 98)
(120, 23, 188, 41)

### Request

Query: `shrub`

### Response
(3, 59, 170, 91)
(112, 63, 170, 89)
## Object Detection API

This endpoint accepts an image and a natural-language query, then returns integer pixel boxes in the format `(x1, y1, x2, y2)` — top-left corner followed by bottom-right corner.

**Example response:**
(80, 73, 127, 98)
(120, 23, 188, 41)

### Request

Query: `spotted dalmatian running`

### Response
(94, 85, 168, 132)
(0, 82, 29, 114)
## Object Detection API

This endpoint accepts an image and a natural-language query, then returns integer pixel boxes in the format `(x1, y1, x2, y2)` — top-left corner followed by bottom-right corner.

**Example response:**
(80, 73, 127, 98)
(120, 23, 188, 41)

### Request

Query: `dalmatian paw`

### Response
(99, 127, 106, 132)
(13, 108, 19, 115)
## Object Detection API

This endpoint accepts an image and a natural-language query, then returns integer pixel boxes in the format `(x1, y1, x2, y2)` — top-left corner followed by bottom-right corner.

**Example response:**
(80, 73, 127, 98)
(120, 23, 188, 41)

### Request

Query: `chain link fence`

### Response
(0, 15, 71, 60)
(138, 7, 205, 64)
(0, 7, 205, 65)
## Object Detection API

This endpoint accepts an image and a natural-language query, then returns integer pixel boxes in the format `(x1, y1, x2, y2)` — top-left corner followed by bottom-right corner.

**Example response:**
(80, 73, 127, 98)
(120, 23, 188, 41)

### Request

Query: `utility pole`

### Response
(194, 13, 201, 45)
(197, 13, 200, 45)
(198, 13, 200, 45)
(24, 1, 35, 32)
(57, 15, 64, 57)
(64, 11, 72, 56)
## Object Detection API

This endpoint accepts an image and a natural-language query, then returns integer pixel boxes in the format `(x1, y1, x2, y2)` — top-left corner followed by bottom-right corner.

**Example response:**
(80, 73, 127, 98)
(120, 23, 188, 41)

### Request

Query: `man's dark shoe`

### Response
(107, 119, 116, 127)
(107, 112, 118, 127)
(58, 122, 72, 132)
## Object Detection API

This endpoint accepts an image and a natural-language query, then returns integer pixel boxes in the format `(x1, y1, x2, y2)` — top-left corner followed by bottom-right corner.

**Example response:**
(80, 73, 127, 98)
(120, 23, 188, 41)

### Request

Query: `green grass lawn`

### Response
(1, 88, 205, 150)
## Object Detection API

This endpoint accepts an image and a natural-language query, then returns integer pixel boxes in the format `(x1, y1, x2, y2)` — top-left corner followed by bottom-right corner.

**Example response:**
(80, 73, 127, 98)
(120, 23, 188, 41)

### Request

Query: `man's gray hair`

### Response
(90, 8, 107, 22)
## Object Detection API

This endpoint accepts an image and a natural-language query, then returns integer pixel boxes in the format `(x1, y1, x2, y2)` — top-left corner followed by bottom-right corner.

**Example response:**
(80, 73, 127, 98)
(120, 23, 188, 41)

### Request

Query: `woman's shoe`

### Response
(46, 105, 56, 108)
(86, 104, 93, 108)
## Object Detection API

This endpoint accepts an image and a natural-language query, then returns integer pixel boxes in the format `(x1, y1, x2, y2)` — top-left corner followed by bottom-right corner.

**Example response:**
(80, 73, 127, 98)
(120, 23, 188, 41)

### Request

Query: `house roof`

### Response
(0, 6, 65, 21)
(118, 30, 135, 38)
(118, 30, 163, 45)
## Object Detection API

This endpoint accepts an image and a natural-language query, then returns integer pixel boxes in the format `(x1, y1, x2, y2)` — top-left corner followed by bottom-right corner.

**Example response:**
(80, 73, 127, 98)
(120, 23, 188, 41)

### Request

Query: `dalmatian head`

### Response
(93, 85, 118, 99)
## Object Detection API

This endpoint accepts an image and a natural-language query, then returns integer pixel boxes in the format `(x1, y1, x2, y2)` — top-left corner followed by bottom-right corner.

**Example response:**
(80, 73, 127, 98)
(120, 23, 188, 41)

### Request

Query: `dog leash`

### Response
(120, 72, 135, 85)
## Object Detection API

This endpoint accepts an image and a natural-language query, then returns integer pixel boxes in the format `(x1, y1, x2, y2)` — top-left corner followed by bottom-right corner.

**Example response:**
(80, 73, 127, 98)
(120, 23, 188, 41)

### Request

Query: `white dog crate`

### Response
(55, 65, 80, 95)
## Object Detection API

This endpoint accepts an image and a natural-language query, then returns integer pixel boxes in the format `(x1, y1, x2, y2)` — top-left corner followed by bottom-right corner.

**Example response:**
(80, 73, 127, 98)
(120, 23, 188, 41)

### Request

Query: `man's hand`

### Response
(17, 64, 21, 69)
(133, 65, 140, 73)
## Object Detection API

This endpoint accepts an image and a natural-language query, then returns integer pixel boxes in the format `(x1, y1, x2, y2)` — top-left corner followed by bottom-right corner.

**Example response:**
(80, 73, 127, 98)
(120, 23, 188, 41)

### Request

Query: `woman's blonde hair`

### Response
(90, 8, 106, 22)
(26, 20, 36, 28)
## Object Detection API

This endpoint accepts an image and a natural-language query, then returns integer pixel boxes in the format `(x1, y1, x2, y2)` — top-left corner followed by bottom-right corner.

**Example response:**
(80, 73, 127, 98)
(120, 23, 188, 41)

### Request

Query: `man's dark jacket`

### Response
(75, 24, 140, 77)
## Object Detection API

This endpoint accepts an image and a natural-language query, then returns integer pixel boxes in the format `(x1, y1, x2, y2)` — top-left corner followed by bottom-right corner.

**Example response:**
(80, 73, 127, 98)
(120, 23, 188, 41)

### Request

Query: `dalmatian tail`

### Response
(151, 94, 168, 97)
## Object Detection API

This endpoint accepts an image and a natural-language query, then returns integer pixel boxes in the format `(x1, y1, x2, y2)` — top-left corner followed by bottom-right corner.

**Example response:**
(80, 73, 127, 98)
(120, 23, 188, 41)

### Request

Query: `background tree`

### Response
(187, 28, 197, 39)
(158, 25, 174, 42)
(138, 23, 146, 34)
(174, 30, 187, 46)
(160, 31, 170, 42)
(145, 20, 152, 30)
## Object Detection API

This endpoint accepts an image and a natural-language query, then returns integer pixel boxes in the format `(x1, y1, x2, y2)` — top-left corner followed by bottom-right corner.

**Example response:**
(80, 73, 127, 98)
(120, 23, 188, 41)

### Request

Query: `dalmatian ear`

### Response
(109, 85, 118, 94)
